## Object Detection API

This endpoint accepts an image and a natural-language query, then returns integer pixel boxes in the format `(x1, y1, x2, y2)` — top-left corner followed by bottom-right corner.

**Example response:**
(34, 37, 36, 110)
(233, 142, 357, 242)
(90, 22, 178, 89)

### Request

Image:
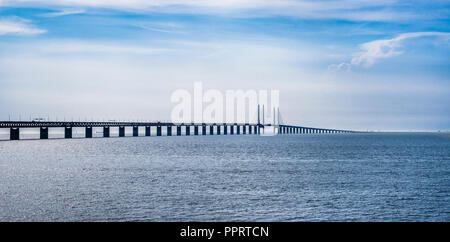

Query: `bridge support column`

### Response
(167, 126, 172, 136)
(223, 125, 227, 135)
(194, 126, 199, 135)
(230, 125, 234, 135)
(177, 126, 181, 136)
(255, 126, 258, 134)
(119, 126, 125, 137)
(10, 127, 19, 140)
(133, 126, 139, 137)
(217, 125, 221, 135)
(237, 125, 240, 135)
(243, 125, 246, 134)
(186, 126, 190, 136)
(40, 127, 48, 139)
(202, 125, 206, 135)
(249, 125, 252, 134)
(145, 126, 151, 136)
(86, 127, 92, 138)
(210, 125, 214, 135)
(65, 127, 72, 138)
(103, 127, 110, 137)
(157, 126, 162, 136)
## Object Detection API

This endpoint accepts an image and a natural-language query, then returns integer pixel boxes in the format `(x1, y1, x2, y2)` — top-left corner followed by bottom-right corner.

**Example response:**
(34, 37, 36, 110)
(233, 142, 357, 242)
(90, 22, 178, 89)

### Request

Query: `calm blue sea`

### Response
(0, 133, 448, 221)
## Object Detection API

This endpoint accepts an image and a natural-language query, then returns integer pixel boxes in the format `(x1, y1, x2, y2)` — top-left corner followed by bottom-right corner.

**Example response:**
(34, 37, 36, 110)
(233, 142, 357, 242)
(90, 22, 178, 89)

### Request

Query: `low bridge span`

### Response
(1, 121, 356, 141)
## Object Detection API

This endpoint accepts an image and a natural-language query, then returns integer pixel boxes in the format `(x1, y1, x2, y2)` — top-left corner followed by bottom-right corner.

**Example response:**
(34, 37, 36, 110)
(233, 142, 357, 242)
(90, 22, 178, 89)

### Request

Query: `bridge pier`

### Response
(177, 126, 181, 136)
(237, 125, 240, 135)
(243, 125, 246, 134)
(186, 125, 190, 136)
(210, 125, 214, 135)
(194, 126, 199, 135)
(103, 127, 110, 137)
(40, 127, 48, 139)
(133, 126, 139, 137)
(202, 125, 206, 135)
(119, 126, 125, 137)
(86, 127, 92, 138)
(167, 126, 172, 136)
(223, 125, 227, 135)
(146, 126, 151, 136)
(10, 127, 19, 140)
(157, 126, 162, 136)
(65, 127, 72, 138)
(217, 125, 221, 135)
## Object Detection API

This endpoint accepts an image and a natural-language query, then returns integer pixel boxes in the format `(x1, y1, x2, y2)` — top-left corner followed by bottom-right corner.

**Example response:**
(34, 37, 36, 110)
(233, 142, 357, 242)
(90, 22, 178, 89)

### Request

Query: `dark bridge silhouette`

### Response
(1, 106, 357, 140)
(1, 121, 355, 141)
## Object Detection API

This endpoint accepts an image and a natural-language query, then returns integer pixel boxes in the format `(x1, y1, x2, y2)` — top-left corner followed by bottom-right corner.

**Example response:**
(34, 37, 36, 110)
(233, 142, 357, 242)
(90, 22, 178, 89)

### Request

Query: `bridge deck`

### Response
(1, 121, 356, 141)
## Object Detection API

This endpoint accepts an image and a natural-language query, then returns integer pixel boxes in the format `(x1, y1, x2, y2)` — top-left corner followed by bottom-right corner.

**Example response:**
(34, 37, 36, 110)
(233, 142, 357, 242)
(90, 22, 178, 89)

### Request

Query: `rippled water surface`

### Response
(0, 133, 449, 221)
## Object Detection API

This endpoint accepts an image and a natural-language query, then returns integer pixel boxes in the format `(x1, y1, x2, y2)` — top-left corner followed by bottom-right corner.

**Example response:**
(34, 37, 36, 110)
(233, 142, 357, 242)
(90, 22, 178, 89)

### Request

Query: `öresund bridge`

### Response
(1, 107, 357, 141)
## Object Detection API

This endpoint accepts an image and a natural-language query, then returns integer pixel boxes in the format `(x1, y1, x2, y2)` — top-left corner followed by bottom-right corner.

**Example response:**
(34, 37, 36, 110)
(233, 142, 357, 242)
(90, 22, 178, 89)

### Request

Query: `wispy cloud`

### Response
(134, 22, 186, 34)
(2, 0, 442, 22)
(0, 17, 47, 36)
(40, 9, 85, 17)
(329, 32, 450, 70)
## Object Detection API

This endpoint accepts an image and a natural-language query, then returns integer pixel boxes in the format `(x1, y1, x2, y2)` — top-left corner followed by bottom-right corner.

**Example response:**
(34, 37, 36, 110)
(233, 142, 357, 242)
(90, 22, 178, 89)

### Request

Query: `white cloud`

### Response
(1, 0, 431, 22)
(40, 9, 85, 17)
(329, 32, 450, 70)
(0, 18, 47, 35)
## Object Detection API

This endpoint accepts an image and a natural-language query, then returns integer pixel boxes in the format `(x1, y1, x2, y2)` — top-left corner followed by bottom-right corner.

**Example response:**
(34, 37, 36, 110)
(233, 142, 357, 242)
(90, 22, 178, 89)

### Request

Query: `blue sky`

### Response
(0, 0, 449, 130)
